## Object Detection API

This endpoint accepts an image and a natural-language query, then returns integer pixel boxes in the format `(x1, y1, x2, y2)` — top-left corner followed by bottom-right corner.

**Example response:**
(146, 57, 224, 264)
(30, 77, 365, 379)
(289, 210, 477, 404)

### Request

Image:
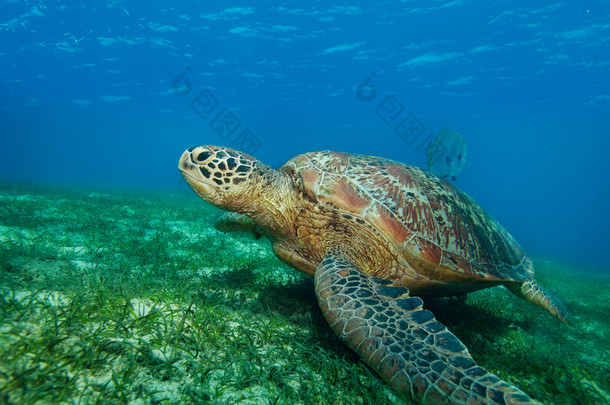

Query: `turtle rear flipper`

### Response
(315, 251, 540, 405)
(505, 279, 572, 325)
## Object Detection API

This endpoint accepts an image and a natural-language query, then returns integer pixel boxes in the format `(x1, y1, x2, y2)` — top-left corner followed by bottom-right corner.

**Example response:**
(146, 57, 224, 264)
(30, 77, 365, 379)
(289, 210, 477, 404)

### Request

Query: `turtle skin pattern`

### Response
(315, 250, 540, 405)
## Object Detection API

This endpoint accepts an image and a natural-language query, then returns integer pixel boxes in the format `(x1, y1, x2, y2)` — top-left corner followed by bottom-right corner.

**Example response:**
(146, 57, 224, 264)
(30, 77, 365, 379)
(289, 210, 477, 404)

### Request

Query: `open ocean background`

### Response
(1, 0, 609, 272)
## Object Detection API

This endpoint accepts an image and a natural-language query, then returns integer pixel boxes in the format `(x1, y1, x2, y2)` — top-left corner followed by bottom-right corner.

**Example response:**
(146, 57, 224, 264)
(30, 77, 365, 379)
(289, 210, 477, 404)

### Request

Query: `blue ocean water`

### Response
(1, 1, 608, 270)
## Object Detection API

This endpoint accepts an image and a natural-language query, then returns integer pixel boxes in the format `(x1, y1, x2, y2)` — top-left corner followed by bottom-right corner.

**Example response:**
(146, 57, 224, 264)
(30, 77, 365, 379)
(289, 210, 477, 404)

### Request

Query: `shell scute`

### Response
(409, 236, 443, 268)
(368, 205, 414, 247)
(324, 177, 369, 212)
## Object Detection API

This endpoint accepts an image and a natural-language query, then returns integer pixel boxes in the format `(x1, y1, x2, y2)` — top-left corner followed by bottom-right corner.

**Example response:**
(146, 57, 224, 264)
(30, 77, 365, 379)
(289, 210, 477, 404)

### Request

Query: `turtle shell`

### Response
(285, 151, 533, 282)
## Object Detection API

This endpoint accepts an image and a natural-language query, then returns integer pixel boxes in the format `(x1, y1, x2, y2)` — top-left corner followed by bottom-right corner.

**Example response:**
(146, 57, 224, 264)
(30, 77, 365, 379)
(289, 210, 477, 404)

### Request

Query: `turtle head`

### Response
(179, 145, 267, 212)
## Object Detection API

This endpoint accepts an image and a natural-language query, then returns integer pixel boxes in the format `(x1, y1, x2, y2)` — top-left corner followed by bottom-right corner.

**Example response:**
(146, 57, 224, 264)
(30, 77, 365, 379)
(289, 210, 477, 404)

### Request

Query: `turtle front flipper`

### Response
(315, 251, 540, 405)
(214, 212, 264, 239)
(505, 279, 572, 325)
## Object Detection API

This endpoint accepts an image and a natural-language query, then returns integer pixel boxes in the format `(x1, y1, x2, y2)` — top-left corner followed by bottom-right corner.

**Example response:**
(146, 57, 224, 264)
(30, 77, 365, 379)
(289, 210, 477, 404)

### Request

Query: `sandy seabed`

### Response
(0, 182, 608, 404)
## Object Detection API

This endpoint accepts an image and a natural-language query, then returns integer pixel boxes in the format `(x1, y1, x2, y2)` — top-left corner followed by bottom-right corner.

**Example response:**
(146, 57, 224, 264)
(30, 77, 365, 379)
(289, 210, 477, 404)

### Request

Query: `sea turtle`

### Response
(178, 146, 570, 404)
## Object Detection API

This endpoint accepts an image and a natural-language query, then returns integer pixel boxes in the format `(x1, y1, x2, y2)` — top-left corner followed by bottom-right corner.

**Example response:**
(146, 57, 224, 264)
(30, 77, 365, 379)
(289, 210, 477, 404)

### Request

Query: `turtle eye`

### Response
(197, 151, 212, 162)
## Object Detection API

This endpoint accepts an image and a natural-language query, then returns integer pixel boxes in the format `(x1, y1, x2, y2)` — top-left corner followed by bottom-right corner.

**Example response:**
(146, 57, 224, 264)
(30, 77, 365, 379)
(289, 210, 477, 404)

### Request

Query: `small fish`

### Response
(426, 128, 467, 181)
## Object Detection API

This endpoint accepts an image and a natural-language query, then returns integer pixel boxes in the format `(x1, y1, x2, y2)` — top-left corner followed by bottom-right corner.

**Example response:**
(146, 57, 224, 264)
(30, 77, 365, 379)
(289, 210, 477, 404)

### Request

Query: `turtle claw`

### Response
(315, 251, 541, 404)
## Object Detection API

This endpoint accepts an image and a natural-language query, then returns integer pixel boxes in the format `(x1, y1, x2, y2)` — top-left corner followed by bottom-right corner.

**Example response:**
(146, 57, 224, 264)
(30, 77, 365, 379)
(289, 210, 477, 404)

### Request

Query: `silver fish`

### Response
(426, 128, 467, 181)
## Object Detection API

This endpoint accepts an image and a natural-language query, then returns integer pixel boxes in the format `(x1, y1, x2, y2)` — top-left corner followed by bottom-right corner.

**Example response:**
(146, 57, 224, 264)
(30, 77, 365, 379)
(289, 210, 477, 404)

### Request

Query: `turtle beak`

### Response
(178, 149, 214, 199)
(178, 150, 197, 180)
(178, 149, 193, 173)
